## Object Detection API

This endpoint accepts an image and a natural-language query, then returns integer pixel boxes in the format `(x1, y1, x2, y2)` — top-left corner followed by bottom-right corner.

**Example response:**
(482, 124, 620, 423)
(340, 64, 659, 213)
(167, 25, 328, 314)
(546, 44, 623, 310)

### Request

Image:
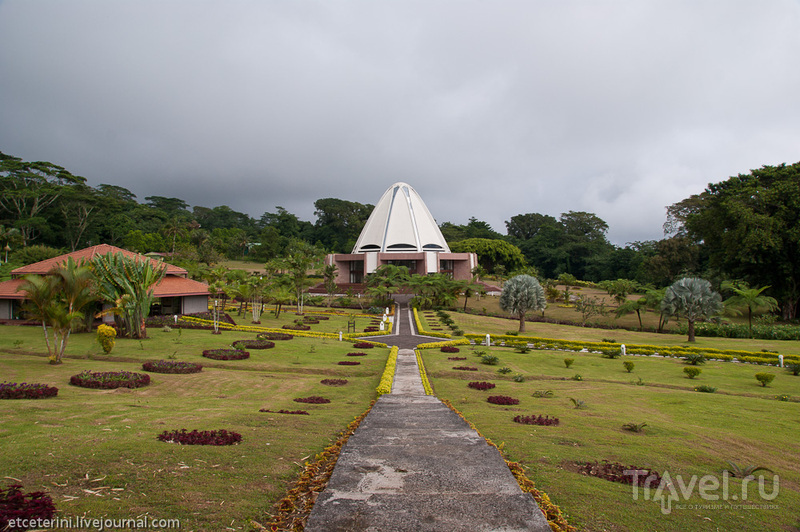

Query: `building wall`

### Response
(182, 295, 209, 315)
(0, 299, 12, 320)
(325, 251, 478, 283)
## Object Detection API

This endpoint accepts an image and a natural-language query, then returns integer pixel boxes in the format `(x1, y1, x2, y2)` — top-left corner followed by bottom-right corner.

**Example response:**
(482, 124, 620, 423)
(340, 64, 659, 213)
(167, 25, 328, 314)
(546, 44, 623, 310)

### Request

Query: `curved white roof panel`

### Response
(352, 183, 451, 253)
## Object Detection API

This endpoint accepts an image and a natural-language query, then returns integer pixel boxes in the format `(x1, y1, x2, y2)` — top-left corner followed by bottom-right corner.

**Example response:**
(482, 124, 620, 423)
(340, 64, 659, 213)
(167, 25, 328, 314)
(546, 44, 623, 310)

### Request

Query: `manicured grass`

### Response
(421, 344, 800, 532)
(0, 326, 388, 531)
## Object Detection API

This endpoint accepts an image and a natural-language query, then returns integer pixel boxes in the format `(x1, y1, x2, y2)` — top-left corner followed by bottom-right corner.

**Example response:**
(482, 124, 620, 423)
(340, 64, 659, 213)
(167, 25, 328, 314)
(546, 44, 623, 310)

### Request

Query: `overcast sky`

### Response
(1, 1, 799, 246)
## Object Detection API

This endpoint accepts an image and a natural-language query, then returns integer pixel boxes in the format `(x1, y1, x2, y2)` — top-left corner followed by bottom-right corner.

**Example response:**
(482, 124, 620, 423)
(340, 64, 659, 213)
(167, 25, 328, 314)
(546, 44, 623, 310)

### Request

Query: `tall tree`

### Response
(450, 238, 527, 274)
(661, 277, 723, 342)
(499, 274, 547, 333)
(312, 198, 373, 252)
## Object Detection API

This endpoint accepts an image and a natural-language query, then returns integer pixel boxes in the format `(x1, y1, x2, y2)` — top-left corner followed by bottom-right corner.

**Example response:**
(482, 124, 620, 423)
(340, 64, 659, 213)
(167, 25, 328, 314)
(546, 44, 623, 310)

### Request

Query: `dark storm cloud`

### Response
(1, 0, 799, 245)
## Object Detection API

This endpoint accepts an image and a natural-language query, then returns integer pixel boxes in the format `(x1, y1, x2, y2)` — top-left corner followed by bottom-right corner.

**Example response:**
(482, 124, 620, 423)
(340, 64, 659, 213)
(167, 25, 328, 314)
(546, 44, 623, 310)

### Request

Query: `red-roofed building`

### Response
(0, 244, 209, 321)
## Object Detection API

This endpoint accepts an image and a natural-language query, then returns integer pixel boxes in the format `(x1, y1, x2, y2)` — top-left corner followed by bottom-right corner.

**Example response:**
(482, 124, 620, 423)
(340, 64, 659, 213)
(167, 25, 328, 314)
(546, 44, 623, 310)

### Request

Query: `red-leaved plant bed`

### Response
(0, 382, 58, 399)
(576, 460, 662, 487)
(441, 346, 460, 353)
(453, 366, 478, 371)
(513, 414, 560, 426)
(202, 349, 249, 360)
(232, 339, 275, 350)
(468, 381, 496, 391)
(320, 379, 348, 386)
(346, 352, 368, 357)
(363, 327, 379, 332)
(487, 395, 520, 405)
(259, 409, 310, 415)
(338, 361, 361, 365)
(282, 324, 311, 331)
(448, 357, 467, 361)
(0, 483, 56, 529)
(157, 429, 242, 445)
(257, 332, 294, 341)
(142, 360, 202, 374)
(70, 370, 150, 389)
(311, 315, 330, 320)
(352, 342, 374, 349)
(294, 396, 330, 404)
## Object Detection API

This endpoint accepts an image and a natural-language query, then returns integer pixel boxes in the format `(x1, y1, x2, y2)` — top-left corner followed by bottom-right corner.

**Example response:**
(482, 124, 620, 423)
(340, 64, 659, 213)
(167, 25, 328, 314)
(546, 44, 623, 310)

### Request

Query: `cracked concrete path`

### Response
(305, 347, 551, 531)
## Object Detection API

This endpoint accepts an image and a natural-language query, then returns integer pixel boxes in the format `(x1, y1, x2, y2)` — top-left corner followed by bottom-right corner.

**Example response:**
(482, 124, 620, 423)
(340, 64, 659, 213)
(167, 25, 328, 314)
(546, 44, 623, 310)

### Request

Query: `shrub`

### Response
(142, 360, 202, 374)
(346, 352, 368, 357)
(353, 342, 375, 349)
(564, 358, 574, 368)
(448, 356, 467, 361)
(337, 361, 360, 366)
(776, 394, 791, 402)
(532, 390, 554, 398)
(695, 385, 717, 393)
(622, 361, 635, 373)
(571, 374, 583, 381)
(453, 366, 478, 371)
(320, 379, 348, 386)
(600, 349, 620, 359)
(257, 332, 294, 341)
(0, 484, 56, 529)
(157, 429, 242, 445)
(785, 363, 800, 376)
(232, 339, 275, 350)
(259, 408, 310, 415)
(452, 329, 464, 336)
(569, 397, 586, 409)
(513, 414, 559, 426)
(622, 422, 647, 433)
(684, 354, 706, 365)
(514, 344, 531, 354)
(497, 367, 512, 374)
(70, 370, 150, 389)
(441, 346, 460, 353)
(467, 381, 496, 391)
(202, 349, 249, 360)
(96, 323, 116, 354)
(683, 367, 702, 379)
(0, 382, 58, 400)
(487, 395, 520, 405)
(512, 374, 525, 382)
(294, 396, 330, 404)
(481, 354, 500, 365)
(755, 373, 775, 387)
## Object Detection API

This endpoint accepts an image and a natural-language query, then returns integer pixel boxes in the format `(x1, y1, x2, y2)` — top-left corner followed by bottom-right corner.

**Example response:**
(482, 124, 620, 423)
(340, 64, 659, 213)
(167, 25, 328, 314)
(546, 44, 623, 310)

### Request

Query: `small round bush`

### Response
(755, 373, 775, 387)
(232, 339, 275, 350)
(564, 358, 575, 368)
(0, 382, 59, 399)
(683, 367, 702, 379)
(96, 323, 117, 354)
(468, 381, 496, 391)
(441, 346, 460, 353)
(320, 379, 348, 386)
(257, 332, 294, 341)
(294, 396, 330, 404)
(202, 349, 250, 360)
(338, 361, 361, 366)
(487, 395, 520, 405)
(70, 370, 150, 389)
(623, 361, 635, 373)
(142, 360, 202, 374)
(157, 429, 242, 445)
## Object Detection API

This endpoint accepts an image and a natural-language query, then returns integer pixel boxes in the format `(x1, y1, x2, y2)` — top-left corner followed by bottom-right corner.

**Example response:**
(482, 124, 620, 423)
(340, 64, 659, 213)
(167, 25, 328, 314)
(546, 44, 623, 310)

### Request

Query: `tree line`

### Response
(2, 150, 798, 318)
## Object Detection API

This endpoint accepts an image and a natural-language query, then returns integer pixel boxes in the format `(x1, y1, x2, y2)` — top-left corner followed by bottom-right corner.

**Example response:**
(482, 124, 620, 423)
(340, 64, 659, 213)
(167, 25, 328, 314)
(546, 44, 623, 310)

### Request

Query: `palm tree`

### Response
(500, 274, 547, 333)
(17, 274, 59, 358)
(721, 281, 779, 338)
(661, 277, 723, 342)
(615, 297, 648, 330)
(643, 288, 668, 333)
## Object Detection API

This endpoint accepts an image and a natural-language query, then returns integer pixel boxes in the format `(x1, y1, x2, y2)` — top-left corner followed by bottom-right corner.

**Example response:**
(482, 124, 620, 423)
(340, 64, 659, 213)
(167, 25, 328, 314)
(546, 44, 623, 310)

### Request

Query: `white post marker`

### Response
(379, 322, 385, 331)
(174, 315, 178, 324)
(339, 331, 342, 341)
(385, 307, 389, 315)
(779, 354, 784, 367)
(486, 333, 491, 346)
(621, 344, 626, 356)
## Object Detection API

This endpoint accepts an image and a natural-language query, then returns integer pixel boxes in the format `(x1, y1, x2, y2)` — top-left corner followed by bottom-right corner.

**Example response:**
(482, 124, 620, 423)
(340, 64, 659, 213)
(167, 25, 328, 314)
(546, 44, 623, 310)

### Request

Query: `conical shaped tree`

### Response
(661, 277, 723, 342)
(500, 275, 547, 333)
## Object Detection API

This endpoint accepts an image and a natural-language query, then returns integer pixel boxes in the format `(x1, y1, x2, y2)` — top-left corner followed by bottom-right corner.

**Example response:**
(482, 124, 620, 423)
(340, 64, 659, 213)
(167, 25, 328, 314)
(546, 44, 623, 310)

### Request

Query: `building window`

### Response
(349, 261, 364, 284)
(386, 260, 416, 272)
(440, 260, 454, 278)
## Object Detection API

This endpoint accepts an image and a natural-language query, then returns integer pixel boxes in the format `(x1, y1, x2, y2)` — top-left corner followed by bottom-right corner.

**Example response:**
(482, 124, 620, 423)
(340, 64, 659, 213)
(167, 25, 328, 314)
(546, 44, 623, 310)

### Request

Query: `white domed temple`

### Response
(324, 182, 478, 288)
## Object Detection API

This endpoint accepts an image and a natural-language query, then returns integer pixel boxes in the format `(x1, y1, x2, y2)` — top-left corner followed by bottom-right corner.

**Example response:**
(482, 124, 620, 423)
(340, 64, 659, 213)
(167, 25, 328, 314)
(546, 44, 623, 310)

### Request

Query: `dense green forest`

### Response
(2, 150, 799, 318)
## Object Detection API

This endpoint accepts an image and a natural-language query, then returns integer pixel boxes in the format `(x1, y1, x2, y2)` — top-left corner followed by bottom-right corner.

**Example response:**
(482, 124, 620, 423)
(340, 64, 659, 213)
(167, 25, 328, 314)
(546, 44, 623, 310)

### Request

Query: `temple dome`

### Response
(352, 182, 450, 253)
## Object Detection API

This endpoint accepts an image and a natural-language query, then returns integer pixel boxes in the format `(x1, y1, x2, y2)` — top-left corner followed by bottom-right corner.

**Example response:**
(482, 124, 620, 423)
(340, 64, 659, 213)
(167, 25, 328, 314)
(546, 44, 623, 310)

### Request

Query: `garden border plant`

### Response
(156, 429, 242, 445)
(142, 360, 202, 374)
(69, 370, 150, 389)
(0, 382, 59, 399)
(202, 348, 250, 360)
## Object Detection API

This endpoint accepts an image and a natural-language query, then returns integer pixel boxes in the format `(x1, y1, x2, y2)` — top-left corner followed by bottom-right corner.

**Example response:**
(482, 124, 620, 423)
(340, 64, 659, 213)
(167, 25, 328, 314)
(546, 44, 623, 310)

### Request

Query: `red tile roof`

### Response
(0, 278, 26, 299)
(10, 244, 187, 277)
(152, 276, 210, 297)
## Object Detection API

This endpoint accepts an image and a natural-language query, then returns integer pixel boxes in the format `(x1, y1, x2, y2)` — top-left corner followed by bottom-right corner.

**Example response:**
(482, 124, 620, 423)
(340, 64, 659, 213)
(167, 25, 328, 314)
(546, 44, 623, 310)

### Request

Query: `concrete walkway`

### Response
(305, 344, 551, 531)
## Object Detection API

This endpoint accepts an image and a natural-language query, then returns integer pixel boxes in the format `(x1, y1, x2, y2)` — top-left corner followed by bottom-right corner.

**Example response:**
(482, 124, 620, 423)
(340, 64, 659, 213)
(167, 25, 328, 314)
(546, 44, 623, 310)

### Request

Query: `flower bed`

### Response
(282, 324, 311, 331)
(0, 382, 58, 399)
(363, 327, 379, 332)
(157, 429, 242, 445)
(320, 379, 348, 386)
(294, 396, 330, 404)
(257, 332, 294, 341)
(70, 371, 150, 389)
(0, 484, 56, 528)
(513, 414, 559, 426)
(440, 346, 460, 353)
(259, 409, 309, 415)
(142, 360, 202, 374)
(346, 352, 368, 357)
(468, 381, 496, 391)
(352, 342, 375, 349)
(338, 361, 361, 366)
(202, 349, 250, 360)
(577, 460, 662, 487)
(231, 339, 275, 350)
(448, 356, 467, 361)
(487, 395, 519, 405)
(453, 366, 478, 371)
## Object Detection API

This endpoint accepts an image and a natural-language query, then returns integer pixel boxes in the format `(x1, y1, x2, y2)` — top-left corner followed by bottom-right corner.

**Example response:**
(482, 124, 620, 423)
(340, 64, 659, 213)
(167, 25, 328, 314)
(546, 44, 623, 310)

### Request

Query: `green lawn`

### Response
(420, 344, 800, 532)
(0, 325, 388, 531)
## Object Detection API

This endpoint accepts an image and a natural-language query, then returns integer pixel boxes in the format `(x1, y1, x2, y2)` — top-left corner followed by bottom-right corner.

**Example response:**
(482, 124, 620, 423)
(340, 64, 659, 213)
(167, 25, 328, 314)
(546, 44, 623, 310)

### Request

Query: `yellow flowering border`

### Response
(412, 307, 451, 338)
(376, 346, 399, 395)
(415, 338, 472, 350)
(440, 399, 576, 532)
(415, 350, 434, 395)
